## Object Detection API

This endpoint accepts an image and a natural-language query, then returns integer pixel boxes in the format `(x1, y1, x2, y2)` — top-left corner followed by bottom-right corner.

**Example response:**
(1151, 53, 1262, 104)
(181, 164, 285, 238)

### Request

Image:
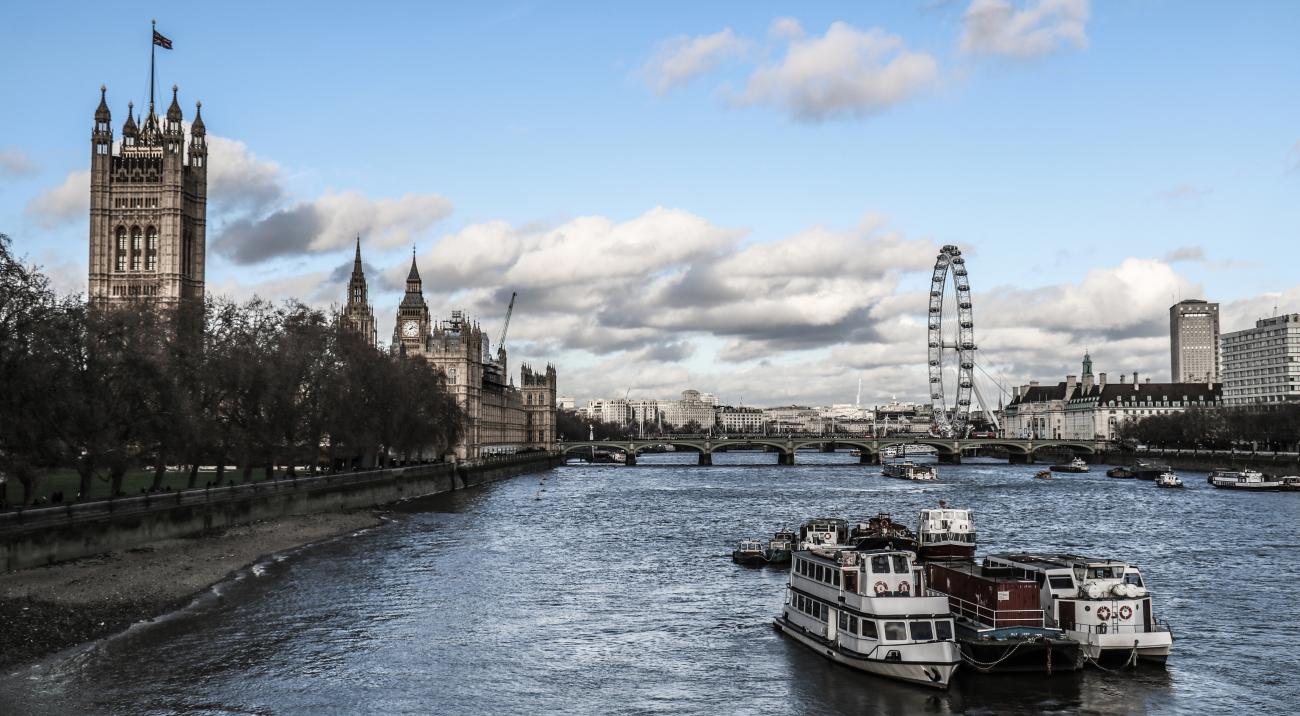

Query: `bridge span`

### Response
(557, 436, 1112, 466)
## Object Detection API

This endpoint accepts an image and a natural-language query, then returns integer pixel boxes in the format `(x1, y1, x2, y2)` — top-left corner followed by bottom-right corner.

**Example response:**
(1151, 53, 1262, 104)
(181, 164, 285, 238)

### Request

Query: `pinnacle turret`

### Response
(122, 102, 138, 137)
(95, 85, 111, 122)
(166, 84, 183, 126)
(191, 101, 205, 135)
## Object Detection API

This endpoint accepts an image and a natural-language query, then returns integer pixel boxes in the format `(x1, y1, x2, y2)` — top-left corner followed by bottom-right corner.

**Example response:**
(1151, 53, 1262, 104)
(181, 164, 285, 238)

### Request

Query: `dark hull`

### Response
(1049, 465, 1087, 473)
(918, 544, 976, 561)
(1133, 466, 1169, 480)
(959, 637, 1083, 674)
(732, 553, 767, 566)
(1106, 468, 1136, 478)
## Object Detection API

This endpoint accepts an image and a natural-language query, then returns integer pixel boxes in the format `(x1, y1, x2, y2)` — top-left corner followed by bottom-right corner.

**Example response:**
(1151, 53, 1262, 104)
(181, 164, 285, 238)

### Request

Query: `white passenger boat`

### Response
(774, 547, 962, 689)
(1154, 472, 1184, 489)
(980, 554, 1173, 666)
(881, 461, 937, 481)
(916, 504, 976, 561)
(796, 517, 849, 550)
(1049, 457, 1089, 473)
(1208, 468, 1280, 490)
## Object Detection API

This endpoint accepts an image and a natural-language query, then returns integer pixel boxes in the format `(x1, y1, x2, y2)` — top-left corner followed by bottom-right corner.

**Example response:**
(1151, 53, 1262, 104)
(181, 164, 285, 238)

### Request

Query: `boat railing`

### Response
(929, 590, 1045, 628)
(1072, 621, 1172, 636)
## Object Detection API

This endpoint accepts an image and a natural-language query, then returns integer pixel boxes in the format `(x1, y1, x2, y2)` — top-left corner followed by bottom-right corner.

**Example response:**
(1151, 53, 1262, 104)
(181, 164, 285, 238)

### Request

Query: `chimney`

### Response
(1013, 386, 1021, 399)
(1099, 372, 1107, 388)
(1133, 371, 1138, 384)
(1145, 377, 1151, 384)
(1066, 374, 1077, 398)
(1030, 380, 1039, 387)
(1119, 374, 1126, 384)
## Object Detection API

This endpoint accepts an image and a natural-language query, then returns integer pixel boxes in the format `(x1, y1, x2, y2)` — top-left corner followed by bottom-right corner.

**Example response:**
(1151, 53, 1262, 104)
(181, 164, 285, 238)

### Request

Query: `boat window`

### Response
(861, 620, 878, 639)
(871, 555, 890, 573)
(832, 570, 840, 587)
(891, 555, 909, 573)
(883, 622, 907, 641)
(909, 621, 934, 641)
(1124, 572, 1144, 587)
(815, 565, 823, 582)
(935, 620, 953, 641)
(1049, 575, 1074, 589)
(1090, 566, 1120, 579)
(849, 616, 858, 634)
(839, 612, 849, 631)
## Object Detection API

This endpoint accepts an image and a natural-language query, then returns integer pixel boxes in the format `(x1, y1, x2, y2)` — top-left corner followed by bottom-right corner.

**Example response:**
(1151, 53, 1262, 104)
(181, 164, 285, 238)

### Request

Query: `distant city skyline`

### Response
(2, 2, 1299, 406)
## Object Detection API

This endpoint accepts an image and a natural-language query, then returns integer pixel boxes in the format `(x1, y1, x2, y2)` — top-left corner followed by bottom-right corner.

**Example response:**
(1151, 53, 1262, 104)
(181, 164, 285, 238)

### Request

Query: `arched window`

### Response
(130, 226, 142, 271)
(115, 227, 127, 271)
(146, 226, 158, 271)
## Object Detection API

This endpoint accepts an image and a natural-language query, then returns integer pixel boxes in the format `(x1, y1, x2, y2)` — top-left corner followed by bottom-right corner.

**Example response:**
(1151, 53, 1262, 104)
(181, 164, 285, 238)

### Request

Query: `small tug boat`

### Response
(850, 513, 919, 554)
(1133, 460, 1171, 480)
(980, 554, 1173, 666)
(797, 518, 849, 550)
(1049, 457, 1089, 473)
(1208, 468, 1281, 490)
(1106, 466, 1136, 479)
(774, 546, 961, 689)
(1034, 470, 1053, 480)
(925, 560, 1083, 673)
(732, 539, 767, 566)
(765, 531, 796, 565)
(882, 461, 937, 481)
(1154, 472, 1184, 489)
(916, 504, 976, 561)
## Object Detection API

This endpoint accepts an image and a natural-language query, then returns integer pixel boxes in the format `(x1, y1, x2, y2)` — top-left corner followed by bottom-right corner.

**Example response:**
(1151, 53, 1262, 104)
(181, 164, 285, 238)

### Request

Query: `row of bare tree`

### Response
(1, 234, 464, 506)
(1116, 405, 1300, 452)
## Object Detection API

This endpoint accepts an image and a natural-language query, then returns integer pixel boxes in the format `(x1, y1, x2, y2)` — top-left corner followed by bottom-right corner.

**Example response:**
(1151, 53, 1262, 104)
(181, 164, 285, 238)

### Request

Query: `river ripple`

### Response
(2, 452, 1297, 715)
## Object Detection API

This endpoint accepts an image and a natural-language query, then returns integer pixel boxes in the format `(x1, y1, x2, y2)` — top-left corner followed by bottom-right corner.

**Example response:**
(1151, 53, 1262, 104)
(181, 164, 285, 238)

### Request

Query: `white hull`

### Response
(773, 617, 960, 689)
(1074, 629, 1173, 663)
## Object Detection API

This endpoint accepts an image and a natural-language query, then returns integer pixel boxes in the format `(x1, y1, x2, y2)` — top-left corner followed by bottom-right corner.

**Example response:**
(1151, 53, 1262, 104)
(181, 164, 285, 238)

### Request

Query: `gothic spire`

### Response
(95, 85, 111, 122)
(351, 236, 365, 279)
(122, 102, 138, 136)
(191, 101, 205, 135)
(407, 248, 421, 282)
(166, 84, 183, 123)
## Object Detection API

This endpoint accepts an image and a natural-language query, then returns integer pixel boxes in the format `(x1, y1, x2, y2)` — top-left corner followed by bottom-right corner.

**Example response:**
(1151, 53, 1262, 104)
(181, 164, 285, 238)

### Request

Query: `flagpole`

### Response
(150, 18, 156, 109)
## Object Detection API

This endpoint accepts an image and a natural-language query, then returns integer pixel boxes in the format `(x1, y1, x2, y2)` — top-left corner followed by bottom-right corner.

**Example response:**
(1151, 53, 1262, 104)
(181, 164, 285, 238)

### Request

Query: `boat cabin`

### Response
(798, 517, 849, 549)
(916, 507, 976, 561)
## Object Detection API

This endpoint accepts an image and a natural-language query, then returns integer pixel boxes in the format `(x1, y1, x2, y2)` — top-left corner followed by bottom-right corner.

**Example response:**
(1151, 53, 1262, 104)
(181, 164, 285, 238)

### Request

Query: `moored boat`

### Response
(850, 513, 919, 554)
(1133, 460, 1170, 480)
(1049, 457, 1089, 473)
(765, 530, 796, 565)
(980, 554, 1173, 666)
(797, 517, 849, 550)
(732, 539, 767, 566)
(925, 560, 1083, 673)
(916, 504, 976, 562)
(1106, 466, 1136, 478)
(1034, 470, 1053, 480)
(882, 461, 937, 481)
(774, 546, 962, 689)
(1208, 468, 1281, 490)
(1154, 472, 1184, 489)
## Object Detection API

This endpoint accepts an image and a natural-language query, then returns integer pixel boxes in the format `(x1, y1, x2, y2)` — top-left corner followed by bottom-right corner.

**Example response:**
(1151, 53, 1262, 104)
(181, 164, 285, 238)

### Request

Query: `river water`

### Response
(2, 452, 1297, 715)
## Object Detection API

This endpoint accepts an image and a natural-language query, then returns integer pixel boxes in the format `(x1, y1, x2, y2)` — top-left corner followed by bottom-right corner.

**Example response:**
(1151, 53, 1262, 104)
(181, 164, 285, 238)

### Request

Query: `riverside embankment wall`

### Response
(0, 453, 561, 572)
(1106, 450, 1300, 474)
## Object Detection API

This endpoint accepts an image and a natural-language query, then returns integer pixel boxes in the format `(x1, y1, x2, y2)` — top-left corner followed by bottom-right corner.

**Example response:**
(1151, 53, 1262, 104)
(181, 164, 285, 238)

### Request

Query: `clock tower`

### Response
(392, 251, 430, 353)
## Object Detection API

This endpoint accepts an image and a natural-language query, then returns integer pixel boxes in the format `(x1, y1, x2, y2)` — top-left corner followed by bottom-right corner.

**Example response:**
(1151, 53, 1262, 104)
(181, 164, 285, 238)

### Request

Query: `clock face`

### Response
(402, 320, 419, 337)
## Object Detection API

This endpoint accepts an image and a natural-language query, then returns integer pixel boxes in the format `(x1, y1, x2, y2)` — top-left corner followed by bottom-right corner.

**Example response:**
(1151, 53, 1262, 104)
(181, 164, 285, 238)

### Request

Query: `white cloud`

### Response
(206, 136, 284, 213)
(24, 170, 89, 228)
(1157, 184, 1211, 201)
(737, 22, 940, 121)
(960, 0, 1090, 58)
(215, 190, 454, 264)
(643, 28, 750, 94)
(769, 17, 805, 40)
(0, 147, 37, 177)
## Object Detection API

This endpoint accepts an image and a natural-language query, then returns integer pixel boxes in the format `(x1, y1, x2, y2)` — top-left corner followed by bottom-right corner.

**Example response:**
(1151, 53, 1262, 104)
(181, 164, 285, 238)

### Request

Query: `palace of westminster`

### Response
(85, 81, 556, 461)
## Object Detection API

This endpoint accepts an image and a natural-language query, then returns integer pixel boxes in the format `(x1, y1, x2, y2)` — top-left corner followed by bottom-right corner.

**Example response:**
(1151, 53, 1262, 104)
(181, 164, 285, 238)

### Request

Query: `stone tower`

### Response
(392, 252, 431, 352)
(521, 363, 558, 450)
(88, 85, 207, 304)
(342, 237, 377, 347)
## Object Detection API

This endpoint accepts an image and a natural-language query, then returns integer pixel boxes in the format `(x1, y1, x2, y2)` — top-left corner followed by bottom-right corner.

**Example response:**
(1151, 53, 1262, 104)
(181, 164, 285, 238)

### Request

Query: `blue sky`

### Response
(2, 1, 1298, 406)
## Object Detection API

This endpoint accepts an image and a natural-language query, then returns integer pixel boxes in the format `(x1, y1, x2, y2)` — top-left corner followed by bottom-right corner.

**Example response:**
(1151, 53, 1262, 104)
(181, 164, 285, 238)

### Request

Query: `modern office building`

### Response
(1221, 314, 1300, 406)
(1170, 300, 1220, 383)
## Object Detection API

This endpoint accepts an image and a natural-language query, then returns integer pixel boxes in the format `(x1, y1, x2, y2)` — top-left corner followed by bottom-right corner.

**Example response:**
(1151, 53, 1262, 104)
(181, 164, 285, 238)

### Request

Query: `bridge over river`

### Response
(557, 436, 1112, 465)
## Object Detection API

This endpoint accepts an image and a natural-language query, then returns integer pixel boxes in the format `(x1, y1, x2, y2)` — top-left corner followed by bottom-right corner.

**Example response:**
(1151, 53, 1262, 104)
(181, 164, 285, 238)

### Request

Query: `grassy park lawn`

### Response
(3, 468, 199, 507)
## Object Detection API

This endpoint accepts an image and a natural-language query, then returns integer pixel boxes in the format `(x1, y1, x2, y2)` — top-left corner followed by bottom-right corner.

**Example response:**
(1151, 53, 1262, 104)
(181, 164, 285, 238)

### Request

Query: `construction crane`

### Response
(496, 291, 517, 361)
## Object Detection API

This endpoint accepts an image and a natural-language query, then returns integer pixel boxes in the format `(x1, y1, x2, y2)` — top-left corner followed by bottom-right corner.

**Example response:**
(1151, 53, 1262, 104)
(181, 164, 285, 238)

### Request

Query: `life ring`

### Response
(1096, 606, 1111, 621)
(874, 581, 888, 594)
(1119, 605, 1133, 620)
(898, 580, 911, 595)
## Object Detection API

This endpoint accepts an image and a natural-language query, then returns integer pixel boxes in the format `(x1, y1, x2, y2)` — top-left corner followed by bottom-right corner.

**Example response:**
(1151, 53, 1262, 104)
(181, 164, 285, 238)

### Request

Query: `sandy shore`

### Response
(0, 510, 383, 670)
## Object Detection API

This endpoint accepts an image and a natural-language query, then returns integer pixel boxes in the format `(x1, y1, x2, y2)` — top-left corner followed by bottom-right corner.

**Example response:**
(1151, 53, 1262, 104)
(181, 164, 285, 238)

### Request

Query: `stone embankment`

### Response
(1102, 450, 1300, 474)
(0, 453, 559, 669)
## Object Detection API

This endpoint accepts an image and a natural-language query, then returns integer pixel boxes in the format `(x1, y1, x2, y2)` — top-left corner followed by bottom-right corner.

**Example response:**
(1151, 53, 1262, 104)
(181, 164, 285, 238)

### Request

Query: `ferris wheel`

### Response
(927, 245, 976, 436)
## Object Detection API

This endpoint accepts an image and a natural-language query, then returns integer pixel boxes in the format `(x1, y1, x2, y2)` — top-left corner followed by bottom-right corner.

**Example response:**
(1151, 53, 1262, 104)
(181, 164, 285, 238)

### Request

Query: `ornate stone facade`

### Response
(390, 256, 557, 458)
(341, 238, 376, 347)
(89, 85, 206, 304)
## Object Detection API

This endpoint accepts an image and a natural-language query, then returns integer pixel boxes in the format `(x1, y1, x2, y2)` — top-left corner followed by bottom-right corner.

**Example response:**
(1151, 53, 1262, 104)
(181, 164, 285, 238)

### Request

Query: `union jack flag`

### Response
(153, 29, 173, 49)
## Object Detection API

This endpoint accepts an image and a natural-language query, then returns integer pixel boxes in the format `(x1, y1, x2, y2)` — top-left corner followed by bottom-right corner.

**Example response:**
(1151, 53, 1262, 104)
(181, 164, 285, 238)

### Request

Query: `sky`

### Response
(2, 1, 1299, 409)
